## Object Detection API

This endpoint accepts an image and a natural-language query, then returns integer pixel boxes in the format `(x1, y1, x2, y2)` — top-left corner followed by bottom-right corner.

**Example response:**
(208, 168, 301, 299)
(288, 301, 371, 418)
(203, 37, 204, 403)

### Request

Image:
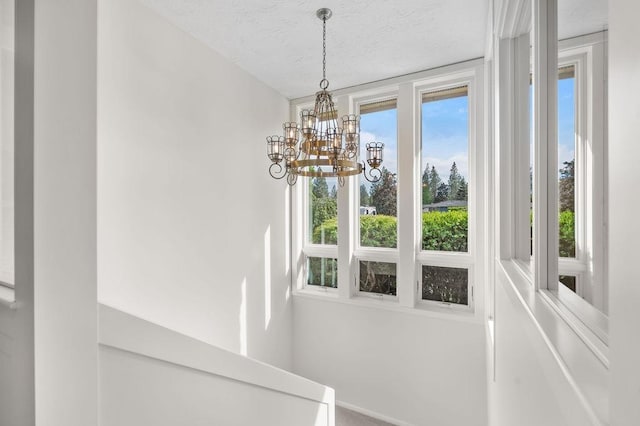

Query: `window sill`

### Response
(498, 259, 609, 424)
(292, 288, 480, 324)
(0, 285, 16, 309)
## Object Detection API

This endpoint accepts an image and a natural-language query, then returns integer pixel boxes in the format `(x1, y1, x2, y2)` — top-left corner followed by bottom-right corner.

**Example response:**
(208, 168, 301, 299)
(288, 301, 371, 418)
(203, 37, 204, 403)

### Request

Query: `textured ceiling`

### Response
(139, 0, 607, 99)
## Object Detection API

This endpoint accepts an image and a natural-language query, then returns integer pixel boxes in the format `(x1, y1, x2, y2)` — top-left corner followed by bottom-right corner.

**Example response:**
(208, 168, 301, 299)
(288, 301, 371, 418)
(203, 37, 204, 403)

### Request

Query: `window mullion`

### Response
(336, 94, 356, 299)
(532, 0, 559, 291)
(396, 82, 416, 308)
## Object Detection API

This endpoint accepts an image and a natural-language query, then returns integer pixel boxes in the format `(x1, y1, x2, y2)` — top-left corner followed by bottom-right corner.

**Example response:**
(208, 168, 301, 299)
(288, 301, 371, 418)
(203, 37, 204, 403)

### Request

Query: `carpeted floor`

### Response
(335, 406, 397, 426)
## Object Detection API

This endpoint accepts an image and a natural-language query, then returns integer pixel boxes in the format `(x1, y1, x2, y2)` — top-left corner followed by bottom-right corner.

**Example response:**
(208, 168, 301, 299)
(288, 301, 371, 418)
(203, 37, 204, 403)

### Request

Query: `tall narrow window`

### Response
(421, 86, 469, 253)
(359, 99, 397, 249)
(419, 84, 472, 307)
(308, 176, 338, 245)
(0, 0, 15, 287)
(557, 65, 576, 259)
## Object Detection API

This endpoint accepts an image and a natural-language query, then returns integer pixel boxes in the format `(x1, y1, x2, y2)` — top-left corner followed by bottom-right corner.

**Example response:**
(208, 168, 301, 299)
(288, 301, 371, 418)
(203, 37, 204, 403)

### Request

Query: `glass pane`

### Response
(422, 265, 468, 305)
(359, 261, 397, 296)
(0, 0, 15, 285)
(558, 66, 576, 258)
(359, 100, 397, 248)
(308, 176, 338, 245)
(421, 87, 469, 252)
(307, 257, 338, 288)
(559, 275, 576, 292)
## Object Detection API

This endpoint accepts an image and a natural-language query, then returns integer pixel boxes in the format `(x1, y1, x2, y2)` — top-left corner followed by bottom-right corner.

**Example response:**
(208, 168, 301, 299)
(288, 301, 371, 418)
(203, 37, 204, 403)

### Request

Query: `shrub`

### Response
(360, 215, 397, 248)
(559, 210, 575, 257)
(421, 210, 468, 252)
(312, 210, 468, 252)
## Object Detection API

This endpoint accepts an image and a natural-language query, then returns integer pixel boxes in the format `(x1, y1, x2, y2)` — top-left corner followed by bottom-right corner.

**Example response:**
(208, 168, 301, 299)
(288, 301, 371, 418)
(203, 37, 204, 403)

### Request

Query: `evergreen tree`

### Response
(370, 167, 397, 216)
(360, 184, 371, 206)
(435, 182, 449, 202)
(559, 160, 575, 212)
(455, 177, 468, 201)
(311, 176, 329, 199)
(422, 163, 433, 204)
(447, 162, 463, 201)
(428, 166, 441, 203)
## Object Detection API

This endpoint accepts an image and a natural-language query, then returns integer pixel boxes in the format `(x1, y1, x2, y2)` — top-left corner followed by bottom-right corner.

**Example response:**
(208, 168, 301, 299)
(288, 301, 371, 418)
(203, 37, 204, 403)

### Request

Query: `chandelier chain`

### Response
(322, 16, 327, 85)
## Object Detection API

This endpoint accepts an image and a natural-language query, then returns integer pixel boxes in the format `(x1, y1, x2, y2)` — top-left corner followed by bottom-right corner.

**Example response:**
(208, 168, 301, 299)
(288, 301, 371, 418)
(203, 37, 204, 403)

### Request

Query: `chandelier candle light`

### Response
(266, 8, 384, 186)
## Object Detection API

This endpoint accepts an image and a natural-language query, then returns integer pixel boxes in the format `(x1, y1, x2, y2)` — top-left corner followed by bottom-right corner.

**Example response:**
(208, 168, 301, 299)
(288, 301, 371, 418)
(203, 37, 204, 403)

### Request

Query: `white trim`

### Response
(100, 304, 335, 423)
(532, 0, 559, 292)
(336, 400, 413, 426)
(292, 291, 480, 324)
(498, 260, 608, 425)
(0, 285, 16, 308)
(495, 0, 532, 39)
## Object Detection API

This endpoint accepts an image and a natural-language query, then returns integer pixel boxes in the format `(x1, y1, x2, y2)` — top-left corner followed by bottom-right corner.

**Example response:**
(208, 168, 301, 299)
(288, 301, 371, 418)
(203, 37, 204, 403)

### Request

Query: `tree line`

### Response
(421, 161, 467, 204)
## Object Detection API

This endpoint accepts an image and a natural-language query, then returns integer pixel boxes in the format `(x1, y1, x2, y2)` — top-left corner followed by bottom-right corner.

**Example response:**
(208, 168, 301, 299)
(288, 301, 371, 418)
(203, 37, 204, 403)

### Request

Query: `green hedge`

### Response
(312, 210, 469, 251)
(313, 210, 575, 256)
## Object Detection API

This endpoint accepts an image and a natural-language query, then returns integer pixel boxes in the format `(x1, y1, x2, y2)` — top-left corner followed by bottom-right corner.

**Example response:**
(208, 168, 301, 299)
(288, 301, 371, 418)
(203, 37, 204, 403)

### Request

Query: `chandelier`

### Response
(266, 8, 384, 186)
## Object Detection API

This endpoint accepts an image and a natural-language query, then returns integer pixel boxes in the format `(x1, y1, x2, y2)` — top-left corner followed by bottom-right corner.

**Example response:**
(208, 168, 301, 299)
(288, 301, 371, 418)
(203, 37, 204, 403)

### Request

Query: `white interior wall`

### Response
(608, 0, 640, 424)
(97, 0, 292, 368)
(293, 297, 488, 426)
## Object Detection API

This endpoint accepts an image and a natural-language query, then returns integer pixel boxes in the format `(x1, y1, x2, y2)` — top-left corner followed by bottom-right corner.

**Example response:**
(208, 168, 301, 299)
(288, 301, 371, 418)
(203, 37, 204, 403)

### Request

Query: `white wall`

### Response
(609, 0, 640, 424)
(97, 0, 292, 368)
(293, 297, 488, 426)
(99, 305, 335, 426)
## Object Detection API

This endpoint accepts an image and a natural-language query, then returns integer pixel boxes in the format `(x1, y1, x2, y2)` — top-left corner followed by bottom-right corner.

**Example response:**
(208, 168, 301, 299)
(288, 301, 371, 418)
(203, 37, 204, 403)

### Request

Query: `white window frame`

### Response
(498, 0, 608, 362)
(353, 90, 399, 300)
(510, 34, 608, 331)
(291, 60, 485, 322)
(415, 73, 479, 312)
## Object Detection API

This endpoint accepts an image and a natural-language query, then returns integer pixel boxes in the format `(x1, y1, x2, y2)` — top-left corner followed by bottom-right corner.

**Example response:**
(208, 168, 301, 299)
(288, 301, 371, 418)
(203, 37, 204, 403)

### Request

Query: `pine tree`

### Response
(447, 162, 462, 201)
(428, 166, 441, 203)
(360, 184, 371, 206)
(370, 167, 397, 216)
(435, 182, 449, 202)
(422, 163, 433, 204)
(559, 160, 575, 212)
(455, 177, 468, 201)
(311, 176, 329, 199)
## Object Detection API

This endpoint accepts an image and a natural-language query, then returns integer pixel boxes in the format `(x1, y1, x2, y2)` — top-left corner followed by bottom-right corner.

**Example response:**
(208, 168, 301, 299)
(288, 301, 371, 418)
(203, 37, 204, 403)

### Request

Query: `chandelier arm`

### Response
(286, 173, 298, 186)
(268, 163, 288, 180)
(363, 164, 383, 183)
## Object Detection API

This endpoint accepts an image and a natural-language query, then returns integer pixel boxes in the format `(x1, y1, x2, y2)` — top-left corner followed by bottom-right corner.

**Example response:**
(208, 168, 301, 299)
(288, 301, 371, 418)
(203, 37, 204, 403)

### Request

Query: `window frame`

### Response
(500, 2, 609, 356)
(511, 33, 608, 322)
(415, 75, 478, 311)
(290, 60, 485, 321)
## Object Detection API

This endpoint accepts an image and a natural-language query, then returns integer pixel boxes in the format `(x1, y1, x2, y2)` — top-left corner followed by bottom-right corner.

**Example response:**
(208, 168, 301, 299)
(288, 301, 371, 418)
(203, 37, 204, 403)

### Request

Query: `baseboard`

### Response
(336, 400, 412, 426)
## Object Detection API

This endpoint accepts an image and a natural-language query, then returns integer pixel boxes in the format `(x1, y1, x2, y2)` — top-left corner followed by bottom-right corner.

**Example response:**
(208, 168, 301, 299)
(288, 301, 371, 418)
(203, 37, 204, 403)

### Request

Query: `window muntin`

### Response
(358, 260, 397, 296)
(421, 86, 469, 253)
(359, 99, 398, 249)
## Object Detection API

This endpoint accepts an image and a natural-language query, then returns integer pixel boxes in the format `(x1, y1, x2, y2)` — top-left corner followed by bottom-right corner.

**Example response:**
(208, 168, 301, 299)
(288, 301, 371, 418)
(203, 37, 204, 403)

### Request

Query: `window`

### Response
(292, 62, 483, 316)
(359, 99, 397, 249)
(0, 0, 15, 289)
(519, 37, 607, 314)
(418, 83, 474, 309)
